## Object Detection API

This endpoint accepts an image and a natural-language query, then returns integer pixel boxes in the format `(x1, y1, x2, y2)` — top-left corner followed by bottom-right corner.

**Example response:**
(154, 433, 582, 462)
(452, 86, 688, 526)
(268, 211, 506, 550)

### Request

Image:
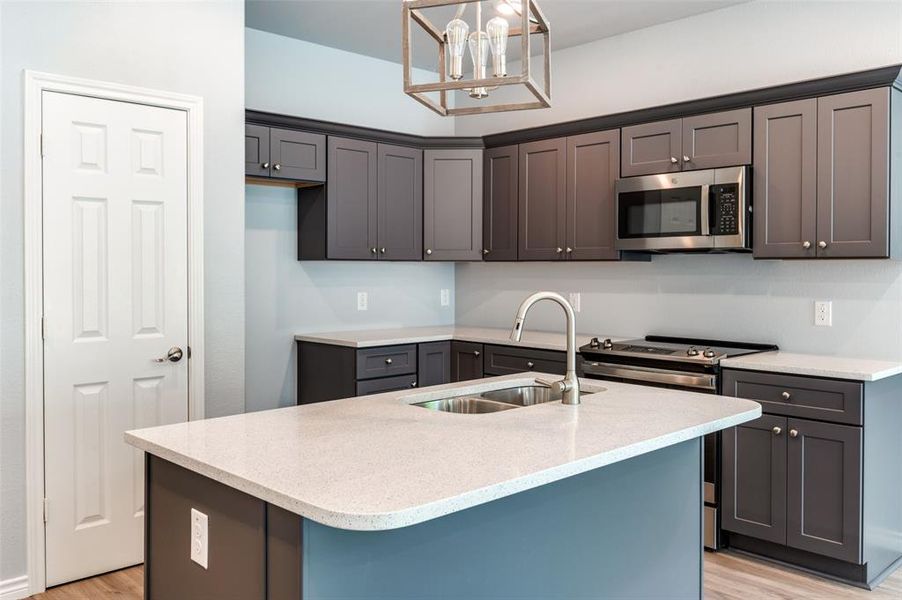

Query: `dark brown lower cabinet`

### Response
(482, 344, 567, 377)
(418, 341, 451, 387)
(451, 341, 484, 382)
(787, 418, 862, 563)
(722, 414, 788, 544)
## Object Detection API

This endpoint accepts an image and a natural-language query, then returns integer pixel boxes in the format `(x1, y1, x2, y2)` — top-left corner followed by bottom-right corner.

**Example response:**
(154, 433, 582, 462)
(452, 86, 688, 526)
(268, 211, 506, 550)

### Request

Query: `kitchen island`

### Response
(126, 373, 760, 599)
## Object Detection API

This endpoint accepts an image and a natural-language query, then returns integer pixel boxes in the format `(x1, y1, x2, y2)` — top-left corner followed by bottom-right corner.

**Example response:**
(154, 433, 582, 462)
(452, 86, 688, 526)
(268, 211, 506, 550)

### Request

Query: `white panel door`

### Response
(42, 91, 189, 586)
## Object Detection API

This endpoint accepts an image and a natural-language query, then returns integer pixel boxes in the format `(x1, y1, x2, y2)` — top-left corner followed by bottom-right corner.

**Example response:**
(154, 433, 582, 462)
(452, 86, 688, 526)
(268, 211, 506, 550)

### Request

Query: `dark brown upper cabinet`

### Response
(424, 149, 483, 261)
(246, 125, 325, 182)
(483, 145, 519, 261)
(621, 109, 751, 176)
(721, 414, 788, 545)
(519, 138, 567, 260)
(620, 119, 682, 177)
(270, 129, 326, 182)
(786, 418, 862, 563)
(566, 130, 620, 260)
(326, 137, 378, 260)
(754, 89, 891, 259)
(753, 99, 818, 259)
(377, 144, 423, 261)
(681, 108, 751, 170)
(245, 124, 271, 178)
(816, 88, 890, 258)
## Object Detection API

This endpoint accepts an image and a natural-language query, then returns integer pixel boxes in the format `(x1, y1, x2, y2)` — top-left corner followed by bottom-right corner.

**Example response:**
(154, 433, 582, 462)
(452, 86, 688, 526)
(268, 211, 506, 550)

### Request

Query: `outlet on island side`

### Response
(357, 291, 368, 311)
(190, 508, 208, 569)
(814, 300, 832, 327)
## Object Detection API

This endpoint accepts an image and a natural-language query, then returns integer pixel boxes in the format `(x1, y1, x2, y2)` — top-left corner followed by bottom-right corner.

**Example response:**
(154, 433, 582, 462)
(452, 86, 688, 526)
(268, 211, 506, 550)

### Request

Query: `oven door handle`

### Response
(700, 183, 711, 236)
(582, 361, 716, 391)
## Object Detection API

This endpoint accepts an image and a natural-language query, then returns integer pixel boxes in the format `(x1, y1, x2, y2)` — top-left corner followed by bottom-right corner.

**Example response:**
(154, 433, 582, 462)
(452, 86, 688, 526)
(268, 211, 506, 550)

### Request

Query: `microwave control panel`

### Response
(711, 183, 740, 235)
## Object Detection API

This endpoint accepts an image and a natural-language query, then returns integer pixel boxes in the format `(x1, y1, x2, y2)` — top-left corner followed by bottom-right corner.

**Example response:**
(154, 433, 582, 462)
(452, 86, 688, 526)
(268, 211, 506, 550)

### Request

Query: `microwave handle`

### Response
(700, 184, 711, 236)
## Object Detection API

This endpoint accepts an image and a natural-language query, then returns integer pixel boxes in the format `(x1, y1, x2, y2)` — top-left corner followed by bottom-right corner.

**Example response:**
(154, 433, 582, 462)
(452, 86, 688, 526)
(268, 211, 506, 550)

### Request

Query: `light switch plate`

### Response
(569, 292, 581, 313)
(440, 289, 450, 307)
(190, 508, 208, 569)
(815, 301, 832, 327)
(357, 292, 368, 311)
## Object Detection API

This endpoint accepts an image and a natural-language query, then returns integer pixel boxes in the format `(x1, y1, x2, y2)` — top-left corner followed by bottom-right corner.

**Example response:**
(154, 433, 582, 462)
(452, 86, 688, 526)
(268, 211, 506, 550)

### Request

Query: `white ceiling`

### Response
(246, 0, 747, 69)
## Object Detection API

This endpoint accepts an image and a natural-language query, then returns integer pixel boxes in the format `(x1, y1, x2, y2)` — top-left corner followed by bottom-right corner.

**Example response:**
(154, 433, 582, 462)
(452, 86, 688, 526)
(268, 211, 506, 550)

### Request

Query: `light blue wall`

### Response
(245, 185, 453, 412)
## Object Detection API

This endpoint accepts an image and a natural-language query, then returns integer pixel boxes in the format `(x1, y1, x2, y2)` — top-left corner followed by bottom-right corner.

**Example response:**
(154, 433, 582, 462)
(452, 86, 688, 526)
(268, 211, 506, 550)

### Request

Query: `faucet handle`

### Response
(535, 378, 575, 394)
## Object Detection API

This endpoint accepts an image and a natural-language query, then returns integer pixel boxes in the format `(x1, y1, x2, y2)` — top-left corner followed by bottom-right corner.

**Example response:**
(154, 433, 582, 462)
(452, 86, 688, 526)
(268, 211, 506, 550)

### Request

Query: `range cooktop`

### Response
(580, 335, 778, 367)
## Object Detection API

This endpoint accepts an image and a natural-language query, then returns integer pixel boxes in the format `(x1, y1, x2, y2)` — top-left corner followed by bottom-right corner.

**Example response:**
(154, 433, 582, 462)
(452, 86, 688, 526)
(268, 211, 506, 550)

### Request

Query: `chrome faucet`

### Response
(510, 291, 580, 405)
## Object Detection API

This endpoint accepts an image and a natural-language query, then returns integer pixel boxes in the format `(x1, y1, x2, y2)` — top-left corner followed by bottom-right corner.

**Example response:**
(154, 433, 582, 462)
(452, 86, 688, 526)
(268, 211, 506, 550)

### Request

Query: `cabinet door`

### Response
(721, 415, 788, 544)
(245, 124, 271, 177)
(753, 99, 818, 258)
(620, 119, 682, 177)
(681, 108, 751, 170)
(377, 144, 422, 261)
(566, 130, 620, 260)
(327, 137, 378, 259)
(424, 149, 483, 261)
(418, 341, 451, 387)
(816, 88, 890, 258)
(519, 138, 566, 260)
(483, 145, 519, 261)
(786, 419, 862, 563)
(450, 341, 484, 382)
(270, 128, 326, 182)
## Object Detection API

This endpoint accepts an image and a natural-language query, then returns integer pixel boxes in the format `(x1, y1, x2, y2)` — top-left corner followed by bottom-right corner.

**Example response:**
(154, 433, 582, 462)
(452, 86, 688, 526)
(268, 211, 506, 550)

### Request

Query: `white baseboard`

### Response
(0, 575, 29, 600)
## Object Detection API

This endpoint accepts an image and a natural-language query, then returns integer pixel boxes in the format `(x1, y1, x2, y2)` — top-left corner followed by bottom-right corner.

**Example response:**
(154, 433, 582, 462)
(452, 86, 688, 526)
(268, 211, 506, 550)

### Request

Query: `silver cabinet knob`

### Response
(482, 249, 490, 255)
(153, 347, 183, 363)
(410, 381, 417, 388)
(670, 156, 679, 164)
(273, 163, 282, 171)
(789, 429, 799, 438)
(781, 391, 791, 400)
(566, 247, 573, 253)
(802, 241, 811, 249)
(555, 247, 563, 254)
(818, 241, 827, 249)
(425, 249, 433, 255)
(380, 247, 386, 254)
(473, 350, 480, 357)
(683, 155, 691, 162)
(385, 358, 393, 365)
(261, 162, 270, 169)
(370, 247, 377, 254)
(772, 426, 782, 435)
(526, 361, 535, 369)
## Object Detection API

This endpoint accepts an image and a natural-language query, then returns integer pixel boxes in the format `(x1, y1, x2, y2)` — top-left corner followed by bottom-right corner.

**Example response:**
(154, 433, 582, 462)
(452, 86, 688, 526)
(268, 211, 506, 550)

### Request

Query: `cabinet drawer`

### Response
(722, 370, 862, 425)
(356, 374, 418, 396)
(356, 345, 417, 380)
(483, 344, 566, 376)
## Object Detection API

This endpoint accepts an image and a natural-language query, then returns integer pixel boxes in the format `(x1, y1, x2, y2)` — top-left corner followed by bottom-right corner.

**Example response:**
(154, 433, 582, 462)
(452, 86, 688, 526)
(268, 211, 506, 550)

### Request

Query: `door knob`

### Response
(781, 391, 791, 400)
(818, 241, 827, 249)
(682, 155, 691, 162)
(473, 350, 480, 357)
(425, 249, 433, 255)
(526, 361, 535, 369)
(370, 247, 377, 254)
(273, 163, 282, 171)
(566, 247, 573, 253)
(153, 347, 183, 363)
(555, 247, 563, 254)
(380, 247, 386, 254)
(482, 249, 490, 255)
(802, 241, 811, 249)
(772, 426, 782, 435)
(670, 157, 679, 164)
(789, 429, 799, 438)
(261, 162, 270, 169)
(410, 381, 417, 388)
(385, 358, 393, 365)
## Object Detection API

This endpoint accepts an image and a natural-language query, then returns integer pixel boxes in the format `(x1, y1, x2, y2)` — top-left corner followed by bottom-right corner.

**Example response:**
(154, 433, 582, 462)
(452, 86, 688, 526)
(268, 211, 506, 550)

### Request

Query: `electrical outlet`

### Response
(357, 291, 368, 311)
(440, 289, 450, 307)
(190, 508, 208, 569)
(815, 301, 832, 327)
(569, 292, 581, 313)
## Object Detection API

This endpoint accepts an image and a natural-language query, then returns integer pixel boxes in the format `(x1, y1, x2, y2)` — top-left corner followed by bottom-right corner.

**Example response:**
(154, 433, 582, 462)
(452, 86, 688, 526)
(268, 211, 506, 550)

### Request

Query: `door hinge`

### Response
(40, 133, 45, 158)
(43, 498, 48, 523)
(187, 345, 192, 359)
(41, 316, 46, 340)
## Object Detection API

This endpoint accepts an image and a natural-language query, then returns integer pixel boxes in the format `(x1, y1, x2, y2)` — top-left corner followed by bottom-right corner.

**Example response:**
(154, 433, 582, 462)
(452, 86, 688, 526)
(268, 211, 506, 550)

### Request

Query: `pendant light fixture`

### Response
(402, 0, 551, 116)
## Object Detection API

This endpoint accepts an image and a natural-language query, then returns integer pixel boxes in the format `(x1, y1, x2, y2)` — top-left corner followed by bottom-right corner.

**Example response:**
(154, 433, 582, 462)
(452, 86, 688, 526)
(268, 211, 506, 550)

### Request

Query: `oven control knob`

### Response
(602, 338, 614, 349)
(703, 348, 717, 359)
(589, 337, 600, 348)
(687, 347, 700, 357)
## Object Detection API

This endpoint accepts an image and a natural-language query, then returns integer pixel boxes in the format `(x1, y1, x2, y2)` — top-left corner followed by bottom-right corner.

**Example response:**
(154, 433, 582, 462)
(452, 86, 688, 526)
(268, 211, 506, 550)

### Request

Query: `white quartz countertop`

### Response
(294, 325, 625, 352)
(720, 351, 902, 382)
(126, 373, 760, 531)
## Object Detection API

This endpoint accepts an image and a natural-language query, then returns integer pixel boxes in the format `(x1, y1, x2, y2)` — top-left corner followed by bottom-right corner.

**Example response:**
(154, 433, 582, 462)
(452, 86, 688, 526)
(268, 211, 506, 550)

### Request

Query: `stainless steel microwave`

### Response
(614, 166, 750, 252)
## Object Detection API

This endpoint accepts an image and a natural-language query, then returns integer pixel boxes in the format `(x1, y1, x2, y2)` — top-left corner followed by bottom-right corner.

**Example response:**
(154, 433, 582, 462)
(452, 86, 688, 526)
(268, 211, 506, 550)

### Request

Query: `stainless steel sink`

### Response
(480, 385, 561, 406)
(413, 397, 516, 414)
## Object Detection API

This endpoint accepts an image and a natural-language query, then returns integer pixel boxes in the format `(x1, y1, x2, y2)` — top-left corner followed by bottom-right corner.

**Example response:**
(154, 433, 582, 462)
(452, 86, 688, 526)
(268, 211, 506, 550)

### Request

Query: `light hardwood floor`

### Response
(28, 552, 902, 599)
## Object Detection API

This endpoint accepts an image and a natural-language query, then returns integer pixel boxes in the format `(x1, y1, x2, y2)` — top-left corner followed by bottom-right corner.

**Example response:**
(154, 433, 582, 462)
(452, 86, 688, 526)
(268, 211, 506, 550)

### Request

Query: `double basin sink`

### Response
(413, 385, 565, 414)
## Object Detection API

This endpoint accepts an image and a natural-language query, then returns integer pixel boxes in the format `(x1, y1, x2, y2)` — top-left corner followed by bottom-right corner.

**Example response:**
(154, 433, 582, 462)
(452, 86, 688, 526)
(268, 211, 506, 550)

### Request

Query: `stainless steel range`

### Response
(579, 335, 778, 550)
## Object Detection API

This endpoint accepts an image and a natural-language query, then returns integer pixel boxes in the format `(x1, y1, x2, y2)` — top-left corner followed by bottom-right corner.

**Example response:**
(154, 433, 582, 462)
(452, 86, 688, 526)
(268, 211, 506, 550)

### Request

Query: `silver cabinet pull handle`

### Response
(789, 429, 799, 438)
(781, 391, 791, 400)
(526, 361, 535, 369)
(772, 426, 782, 435)
(153, 347, 183, 363)
(385, 358, 393, 365)
(261, 162, 270, 169)
(670, 157, 679, 164)
(273, 163, 282, 171)
(473, 350, 480, 357)
(425, 249, 433, 255)
(682, 155, 691, 162)
(802, 241, 811, 249)
(818, 241, 827, 249)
